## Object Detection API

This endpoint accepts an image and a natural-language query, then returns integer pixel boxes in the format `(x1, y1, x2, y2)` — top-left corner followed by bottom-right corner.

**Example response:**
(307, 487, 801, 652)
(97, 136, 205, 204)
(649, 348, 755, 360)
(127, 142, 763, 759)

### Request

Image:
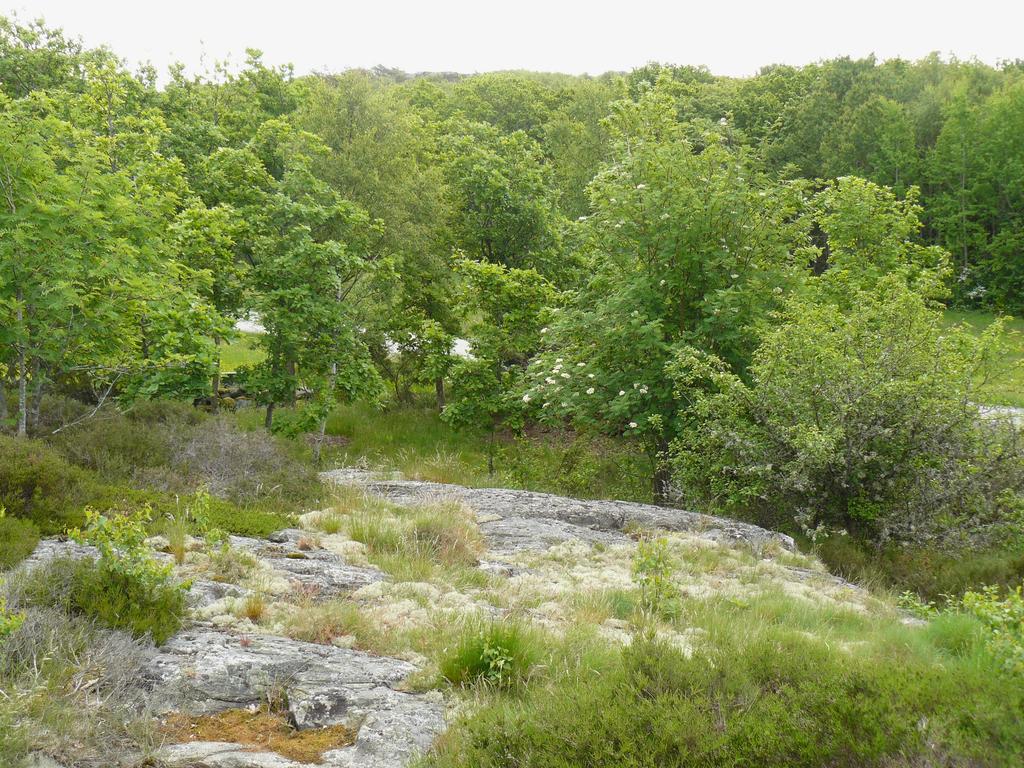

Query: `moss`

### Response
(162, 707, 357, 762)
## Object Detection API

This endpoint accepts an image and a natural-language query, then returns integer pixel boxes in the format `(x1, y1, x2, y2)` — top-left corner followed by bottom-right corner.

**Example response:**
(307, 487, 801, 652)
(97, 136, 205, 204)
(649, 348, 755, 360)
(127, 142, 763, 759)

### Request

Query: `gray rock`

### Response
(481, 515, 628, 553)
(188, 578, 249, 611)
(145, 630, 444, 766)
(320, 472, 794, 552)
(157, 742, 307, 768)
(230, 532, 385, 598)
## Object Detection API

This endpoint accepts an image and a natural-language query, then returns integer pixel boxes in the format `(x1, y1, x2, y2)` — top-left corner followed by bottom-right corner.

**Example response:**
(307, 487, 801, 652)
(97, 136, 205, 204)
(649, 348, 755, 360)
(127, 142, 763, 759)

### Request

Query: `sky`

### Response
(7, 0, 1024, 80)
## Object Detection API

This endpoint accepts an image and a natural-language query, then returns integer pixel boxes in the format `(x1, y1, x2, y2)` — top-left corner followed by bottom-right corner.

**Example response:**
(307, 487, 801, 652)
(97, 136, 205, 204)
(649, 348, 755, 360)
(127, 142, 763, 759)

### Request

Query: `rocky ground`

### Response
(20, 470, 893, 768)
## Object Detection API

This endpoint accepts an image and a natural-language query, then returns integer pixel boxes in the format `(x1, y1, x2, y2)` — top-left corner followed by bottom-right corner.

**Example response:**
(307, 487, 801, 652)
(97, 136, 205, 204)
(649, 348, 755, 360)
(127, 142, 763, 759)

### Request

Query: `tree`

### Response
(0, 94, 218, 435)
(443, 258, 554, 474)
(171, 202, 247, 403)
(672, 278, 1023, 544)
(525, 85, 805, 498)
(442, 122, 566, 280)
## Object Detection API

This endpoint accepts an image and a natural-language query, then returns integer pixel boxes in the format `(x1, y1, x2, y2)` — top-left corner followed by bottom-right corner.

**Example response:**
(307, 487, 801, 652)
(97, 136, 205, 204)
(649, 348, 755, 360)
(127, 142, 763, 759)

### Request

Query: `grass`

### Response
(316, 400, 652, 501)
(219, 332, 265, 372)
(423, 591, 1024, 768)
(437, 619, 547, 690)
(0, 604, 161, 766)
(944, 308, 1024, 406)
(314, 490, 485, 583)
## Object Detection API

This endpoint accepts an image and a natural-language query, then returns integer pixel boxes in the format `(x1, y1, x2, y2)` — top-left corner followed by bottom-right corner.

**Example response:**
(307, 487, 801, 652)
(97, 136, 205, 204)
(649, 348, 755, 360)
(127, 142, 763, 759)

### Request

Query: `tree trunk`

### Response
(28, 363, 45, 434)
(434, 376, 446, 412)
(16, 288, 27, 438)
(211, 337, 222, 412)
(314, 360, 338, 466)
(651, 437, 672, 503)
(286, 360, 297, 406)
(264, 401, 275, 430)
(487, 426, 496, 477)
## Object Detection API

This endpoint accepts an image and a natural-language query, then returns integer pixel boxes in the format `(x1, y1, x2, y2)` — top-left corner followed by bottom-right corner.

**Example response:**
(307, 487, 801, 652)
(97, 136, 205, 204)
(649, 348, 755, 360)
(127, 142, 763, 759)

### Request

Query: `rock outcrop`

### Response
(319, 470, 795, 553)
(147, 630, 444, 768)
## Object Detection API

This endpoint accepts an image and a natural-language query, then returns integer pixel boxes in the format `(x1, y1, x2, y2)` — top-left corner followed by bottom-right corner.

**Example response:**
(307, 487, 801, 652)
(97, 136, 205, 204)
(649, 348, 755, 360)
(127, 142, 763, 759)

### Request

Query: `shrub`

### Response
(817, 535, 1024, 600)
(67, 506, 188, 643)
(0, 434, 91, 533)
(0, 509, 39, 569)
(0, 591, 24, 642)
(0, 605, 157, 766)
(425, 627, 1024, 767)
(631, 536, 680, 623)
(673, 279, 1024, 545)
(438, 620, 545, 689)
(961, 584, 1024, 676)
(49, 403, 321, 509)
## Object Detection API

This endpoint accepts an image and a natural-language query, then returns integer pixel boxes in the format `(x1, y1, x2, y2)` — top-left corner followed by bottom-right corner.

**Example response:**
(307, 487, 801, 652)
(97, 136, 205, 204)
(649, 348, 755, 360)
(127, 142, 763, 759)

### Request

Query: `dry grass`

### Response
(162, 707, 357, 762)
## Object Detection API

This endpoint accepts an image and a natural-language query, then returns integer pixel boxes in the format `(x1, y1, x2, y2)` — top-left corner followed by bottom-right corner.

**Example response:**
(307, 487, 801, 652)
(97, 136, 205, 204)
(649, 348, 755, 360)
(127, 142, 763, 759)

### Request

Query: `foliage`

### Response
(673, 278, 1024, 543)
(816, 534, 1024, 602)
(68, 506, 187, 643)
(525, 82, 805, 496)
(631, 536, 679, 623)
(0, 585, 24, 642)
(425, 615, 1024, 768)
(438, 620, 544, 689)
(0, 504, 39, 569)
(960, 584, 1024, 676)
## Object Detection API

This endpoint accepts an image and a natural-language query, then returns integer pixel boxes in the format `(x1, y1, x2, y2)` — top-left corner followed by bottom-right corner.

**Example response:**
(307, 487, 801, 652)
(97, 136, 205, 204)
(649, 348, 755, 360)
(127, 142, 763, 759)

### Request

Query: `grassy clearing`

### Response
(316, 400, 652, 501)
(944, 308, 1024, 406)
(219, 332, 265, 372)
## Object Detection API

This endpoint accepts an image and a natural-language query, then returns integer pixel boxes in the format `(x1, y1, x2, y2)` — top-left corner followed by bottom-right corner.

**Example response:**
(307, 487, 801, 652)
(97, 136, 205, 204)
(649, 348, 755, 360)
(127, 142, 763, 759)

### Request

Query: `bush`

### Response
(961, 584, 1024, 676)
(673, 279, 1024, 545)
(0, 434, 92, 533)
(426, 628, 1024, 768)
(0, 511, 39, 570)
(816, 535, 1024, 600)
(438, 620, 545, 689)
(50, 404, 320, 507)
(0, 605, 157, 766)
(65, 506, 188, 643)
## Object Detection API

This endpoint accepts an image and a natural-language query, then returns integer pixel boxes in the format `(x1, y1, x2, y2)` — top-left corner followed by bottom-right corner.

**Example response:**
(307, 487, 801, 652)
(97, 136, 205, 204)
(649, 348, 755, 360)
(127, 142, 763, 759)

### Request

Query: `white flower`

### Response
(587, 373, 595, 379)
(542, 402, 550, 408)
(633, 383, 639, 389)
(629, 422, 638, 428)
(636, 183, 647, 190)
(545, 377, 556, 385)
(730, 273, 739, 279)
(660, 212, 670, 220)
(618, 390, 626, 396)
(560, 372, 570, 379)
(659, 279, 666, 286)
(522, 394, 531, 402)
(576, 362, 585, 367)
(639, 385, 648, 394)
(556, 358, 563, 364)
(553, 365, 562, 372)
(540, 327, 548, 334)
